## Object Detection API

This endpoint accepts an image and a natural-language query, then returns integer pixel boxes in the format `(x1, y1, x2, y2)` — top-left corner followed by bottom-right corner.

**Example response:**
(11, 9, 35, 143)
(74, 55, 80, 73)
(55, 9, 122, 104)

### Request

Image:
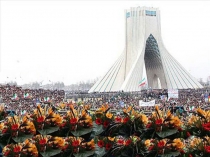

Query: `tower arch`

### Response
(144, 34, 167, 89)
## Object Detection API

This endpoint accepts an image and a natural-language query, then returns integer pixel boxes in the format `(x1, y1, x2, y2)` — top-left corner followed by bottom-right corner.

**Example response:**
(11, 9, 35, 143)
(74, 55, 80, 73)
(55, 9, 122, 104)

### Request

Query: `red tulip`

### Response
(103, 121, 110, 128)
(105, 143, 112, 150)
(11, 124, 19, 131)
(205, 145, 210, 153)
(39, 138, 47, 145)
(37, 116, 45, 123)
(155, 119, 163, 125)
(95, 118, 102, 125)
(98, 140, 104, 148)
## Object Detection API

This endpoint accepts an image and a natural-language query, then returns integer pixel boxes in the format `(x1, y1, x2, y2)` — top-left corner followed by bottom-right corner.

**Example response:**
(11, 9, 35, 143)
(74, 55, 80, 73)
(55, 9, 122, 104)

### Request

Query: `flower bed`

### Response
(0, 103, 210, 157)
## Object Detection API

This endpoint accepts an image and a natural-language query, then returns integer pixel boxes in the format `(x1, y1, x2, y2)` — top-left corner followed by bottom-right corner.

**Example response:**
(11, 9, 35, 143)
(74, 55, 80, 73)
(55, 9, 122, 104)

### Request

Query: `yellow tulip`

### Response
(140, 114, 148, 125)
(0, 123, 4, 130)
(123, 106, 132, 113)
(170, 116, 182, 127)
(97, 105, 108, 112)
(81, 110, 87, 117)
(51, 114, 62, 125)
(144, 139, 151, 148)
(48, 108, 54, 115)
(69, 104, 74, 111)
(106, 112, 113, 119)
(22, 115, 28, 123)
(54, 137, 65, 148)
(84, 115, 92, 123)
(87, 139, 95, 149)
(84, 116, 93, 126)
(197, 108, 206, 117)
(188, 115, 199, 125)
(37, 104, 41, 109)
(0, 105, 4, 112)
(84, 105, 91, 110)
(172, 138, 184, 149)
(23, 139, 38, 157)
(60, 103, 66, 109)
(166, 110, 173, 119)
(155, 105, 159, 111)
(204, 136, 210, 143)
(25, 121, 36, 134)
(190, 138, 202, 148)
(108, 137, 115, 142)
(131, 109, 138, 117)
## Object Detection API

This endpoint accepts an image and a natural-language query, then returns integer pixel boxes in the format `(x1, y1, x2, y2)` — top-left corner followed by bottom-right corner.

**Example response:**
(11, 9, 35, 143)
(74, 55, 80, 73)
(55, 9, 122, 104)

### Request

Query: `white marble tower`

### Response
(89, 7, 203, 92)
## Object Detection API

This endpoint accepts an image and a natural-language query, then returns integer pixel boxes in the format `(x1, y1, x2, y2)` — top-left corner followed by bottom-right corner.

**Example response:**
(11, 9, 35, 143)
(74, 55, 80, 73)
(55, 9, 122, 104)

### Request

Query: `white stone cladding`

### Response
(89, 7, 203, 92)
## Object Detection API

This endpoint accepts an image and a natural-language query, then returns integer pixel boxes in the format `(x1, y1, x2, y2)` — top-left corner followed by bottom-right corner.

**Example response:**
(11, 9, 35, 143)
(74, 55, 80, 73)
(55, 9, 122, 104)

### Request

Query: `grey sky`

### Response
(1, 1, 210, 85)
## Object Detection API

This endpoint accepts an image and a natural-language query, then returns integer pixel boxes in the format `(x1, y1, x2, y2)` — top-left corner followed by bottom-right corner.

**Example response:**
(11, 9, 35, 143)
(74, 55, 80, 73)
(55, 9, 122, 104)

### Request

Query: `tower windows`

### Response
(126, 12, 130, 18)
(146, 10, 156, 16)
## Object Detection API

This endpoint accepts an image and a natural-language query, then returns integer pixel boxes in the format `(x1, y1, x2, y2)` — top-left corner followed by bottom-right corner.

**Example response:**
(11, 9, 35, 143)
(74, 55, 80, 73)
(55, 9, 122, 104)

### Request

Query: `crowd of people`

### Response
(68, 88, 210, 116)
(0, 84, 65, 114)
(0, 84, 209, 116)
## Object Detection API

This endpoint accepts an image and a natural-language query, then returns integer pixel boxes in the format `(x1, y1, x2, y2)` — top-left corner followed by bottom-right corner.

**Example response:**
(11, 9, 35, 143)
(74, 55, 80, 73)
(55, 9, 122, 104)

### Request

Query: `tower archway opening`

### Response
(144, 34, 166, 89)
(152, 74, 162, 89)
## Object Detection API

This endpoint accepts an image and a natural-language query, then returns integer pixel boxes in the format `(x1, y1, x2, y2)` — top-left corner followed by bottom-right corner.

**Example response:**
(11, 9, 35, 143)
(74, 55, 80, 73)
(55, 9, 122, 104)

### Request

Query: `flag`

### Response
(44, 97, 50, 102)
(24, 93, 30, 98)
(21, 110, 26, 115)
(12, 93, 19, 100)
(139, 78, 146, 87)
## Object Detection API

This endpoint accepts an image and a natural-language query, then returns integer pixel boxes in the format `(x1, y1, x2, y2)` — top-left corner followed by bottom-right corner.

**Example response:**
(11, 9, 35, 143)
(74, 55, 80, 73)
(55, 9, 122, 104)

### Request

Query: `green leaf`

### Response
(118, 125, 132, 137)
(156, 129, 178, 138)
(0, 133, 11, 144)
(73, 150, 95, 157)
(38, 126, 59, 135)
(12, 134, 33, 143)
(93, 122, 104, 135)
(71, 127, 92, 137)
(59, 151, 72, 157)
(0, 142, 6, 149)
(94, 145, 107, 157)
(40, 149, 61, 157)
(160, 151, 180, 157)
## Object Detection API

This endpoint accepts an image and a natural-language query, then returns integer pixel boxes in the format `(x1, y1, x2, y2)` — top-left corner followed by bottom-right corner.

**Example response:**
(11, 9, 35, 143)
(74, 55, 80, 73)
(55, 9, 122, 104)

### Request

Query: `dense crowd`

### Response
(0, 84, 209, 116)
(0, 84, 65, 114)
(49, 88, 209, 117)
(68, 88, 210, 116)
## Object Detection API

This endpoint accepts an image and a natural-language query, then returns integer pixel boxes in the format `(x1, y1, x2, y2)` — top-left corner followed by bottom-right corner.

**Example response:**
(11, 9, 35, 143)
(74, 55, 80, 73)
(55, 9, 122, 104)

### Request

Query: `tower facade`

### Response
(89, 7, 203, 92)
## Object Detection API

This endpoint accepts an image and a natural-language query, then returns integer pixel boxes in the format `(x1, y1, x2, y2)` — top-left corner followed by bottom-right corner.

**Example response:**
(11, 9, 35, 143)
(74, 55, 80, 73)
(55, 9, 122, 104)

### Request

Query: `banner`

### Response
(161, 95, 167, 101)
(139, 100, 156, 106)
(168, 89, 179, 98)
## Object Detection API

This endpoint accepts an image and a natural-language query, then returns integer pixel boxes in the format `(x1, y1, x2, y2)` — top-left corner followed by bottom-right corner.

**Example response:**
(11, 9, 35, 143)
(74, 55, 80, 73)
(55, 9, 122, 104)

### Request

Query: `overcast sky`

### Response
(0, 1, 210, 85)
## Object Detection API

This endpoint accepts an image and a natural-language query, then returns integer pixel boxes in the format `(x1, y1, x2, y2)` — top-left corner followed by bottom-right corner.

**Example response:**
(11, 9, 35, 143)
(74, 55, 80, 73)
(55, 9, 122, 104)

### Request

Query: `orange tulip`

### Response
(172, 138, 184, 149)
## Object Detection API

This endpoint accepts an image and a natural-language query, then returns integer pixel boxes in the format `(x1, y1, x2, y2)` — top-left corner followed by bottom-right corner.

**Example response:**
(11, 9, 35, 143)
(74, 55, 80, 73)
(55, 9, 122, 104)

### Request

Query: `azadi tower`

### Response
(89, 7, 203, 92)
